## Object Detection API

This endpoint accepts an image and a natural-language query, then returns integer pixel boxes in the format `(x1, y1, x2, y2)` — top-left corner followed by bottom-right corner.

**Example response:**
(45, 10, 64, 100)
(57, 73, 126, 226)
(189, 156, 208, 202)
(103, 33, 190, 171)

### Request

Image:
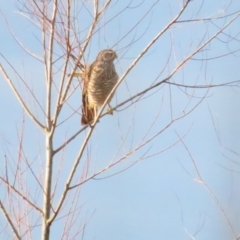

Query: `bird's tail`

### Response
(81, 93, 95, 125)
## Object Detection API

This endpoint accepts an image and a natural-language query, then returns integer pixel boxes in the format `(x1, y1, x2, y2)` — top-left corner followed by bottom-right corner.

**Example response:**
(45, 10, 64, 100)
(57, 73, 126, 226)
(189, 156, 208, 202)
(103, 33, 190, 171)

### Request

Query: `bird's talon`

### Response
(107, 108, 113, 115)
(73, 72, 83, 77)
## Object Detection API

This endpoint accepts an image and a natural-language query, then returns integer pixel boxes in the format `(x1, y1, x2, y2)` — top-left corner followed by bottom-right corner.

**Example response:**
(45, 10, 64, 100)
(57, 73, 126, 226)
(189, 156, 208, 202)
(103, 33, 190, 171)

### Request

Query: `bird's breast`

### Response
(87, 63, 118, 107)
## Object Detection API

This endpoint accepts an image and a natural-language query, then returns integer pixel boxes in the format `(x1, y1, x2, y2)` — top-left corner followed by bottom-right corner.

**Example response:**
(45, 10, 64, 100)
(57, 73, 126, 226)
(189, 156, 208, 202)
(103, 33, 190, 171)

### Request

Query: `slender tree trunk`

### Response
(42, 134, 53, 240)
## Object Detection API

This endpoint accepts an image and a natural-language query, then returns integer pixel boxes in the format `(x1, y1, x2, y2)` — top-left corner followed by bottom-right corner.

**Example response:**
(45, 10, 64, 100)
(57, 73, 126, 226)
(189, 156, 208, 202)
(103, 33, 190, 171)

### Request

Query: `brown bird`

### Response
(81, 49, 118, 125)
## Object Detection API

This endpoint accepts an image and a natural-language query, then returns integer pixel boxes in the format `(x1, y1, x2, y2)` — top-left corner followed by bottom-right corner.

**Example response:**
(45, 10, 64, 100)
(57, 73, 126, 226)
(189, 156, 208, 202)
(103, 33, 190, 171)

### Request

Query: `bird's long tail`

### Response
(81, 93, 95, 125)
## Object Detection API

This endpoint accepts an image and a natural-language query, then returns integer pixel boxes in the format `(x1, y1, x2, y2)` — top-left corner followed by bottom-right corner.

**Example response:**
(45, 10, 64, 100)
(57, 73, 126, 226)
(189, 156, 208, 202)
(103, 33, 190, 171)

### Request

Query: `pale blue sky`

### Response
(0, 0, 240, 239)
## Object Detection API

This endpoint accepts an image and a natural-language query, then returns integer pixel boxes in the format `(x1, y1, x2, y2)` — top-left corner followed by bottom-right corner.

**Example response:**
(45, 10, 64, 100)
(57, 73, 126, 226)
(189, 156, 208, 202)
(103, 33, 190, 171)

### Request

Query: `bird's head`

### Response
(97, 49, 117, 62)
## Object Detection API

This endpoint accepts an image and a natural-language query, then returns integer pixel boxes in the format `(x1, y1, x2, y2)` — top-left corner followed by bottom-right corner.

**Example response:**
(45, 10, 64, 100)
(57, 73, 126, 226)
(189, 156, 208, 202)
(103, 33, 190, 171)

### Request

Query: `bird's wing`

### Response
(88, 61, 106, 81)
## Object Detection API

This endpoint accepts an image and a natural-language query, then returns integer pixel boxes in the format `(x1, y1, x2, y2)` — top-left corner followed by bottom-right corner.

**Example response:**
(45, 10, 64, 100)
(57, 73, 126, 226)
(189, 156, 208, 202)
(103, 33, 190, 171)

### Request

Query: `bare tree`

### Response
(0, 0, 240, 239)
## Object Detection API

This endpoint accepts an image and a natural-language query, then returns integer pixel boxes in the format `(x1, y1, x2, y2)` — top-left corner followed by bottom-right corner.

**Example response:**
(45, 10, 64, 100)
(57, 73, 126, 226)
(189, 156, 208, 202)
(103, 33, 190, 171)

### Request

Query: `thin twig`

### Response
(175, 131, 237, 238)
(0, 177, 43, 214)
(0, 200, 21, 240)
(0, 64, 46, 131)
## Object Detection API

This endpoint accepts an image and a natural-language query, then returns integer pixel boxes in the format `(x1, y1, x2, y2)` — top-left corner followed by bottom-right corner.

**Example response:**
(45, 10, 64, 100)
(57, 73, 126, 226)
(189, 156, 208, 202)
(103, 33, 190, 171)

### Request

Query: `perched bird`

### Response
(80, 49, 118, 125)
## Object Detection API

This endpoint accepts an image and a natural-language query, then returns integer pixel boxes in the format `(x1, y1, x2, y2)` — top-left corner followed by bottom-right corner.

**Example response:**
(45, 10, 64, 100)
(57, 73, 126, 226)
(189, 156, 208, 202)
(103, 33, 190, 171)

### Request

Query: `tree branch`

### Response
(0, 200, 21, 240)
(0, 64, 46, 131)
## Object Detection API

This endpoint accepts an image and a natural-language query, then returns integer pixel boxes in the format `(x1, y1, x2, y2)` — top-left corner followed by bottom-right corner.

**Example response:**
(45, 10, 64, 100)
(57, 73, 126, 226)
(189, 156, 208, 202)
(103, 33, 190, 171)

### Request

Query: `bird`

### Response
(80, 49, 118, 125)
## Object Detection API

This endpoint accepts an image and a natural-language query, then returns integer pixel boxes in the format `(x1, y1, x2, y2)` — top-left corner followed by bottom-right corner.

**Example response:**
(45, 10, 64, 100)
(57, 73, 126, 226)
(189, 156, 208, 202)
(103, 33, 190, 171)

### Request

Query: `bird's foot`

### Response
(72, 72, 83, 78)
(107, 107, 114, 115)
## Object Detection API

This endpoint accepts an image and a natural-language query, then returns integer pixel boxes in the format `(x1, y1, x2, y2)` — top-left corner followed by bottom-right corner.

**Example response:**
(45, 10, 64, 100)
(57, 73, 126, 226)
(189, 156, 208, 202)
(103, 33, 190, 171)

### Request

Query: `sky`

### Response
(0, 0, 240, 239)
